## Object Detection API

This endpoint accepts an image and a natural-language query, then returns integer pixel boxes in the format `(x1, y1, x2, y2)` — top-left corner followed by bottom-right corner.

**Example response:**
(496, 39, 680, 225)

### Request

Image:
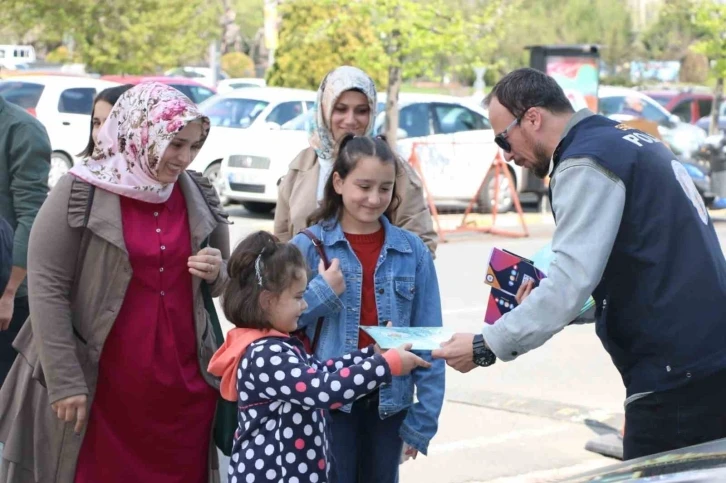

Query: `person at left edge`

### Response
(0, 82, 230, 483)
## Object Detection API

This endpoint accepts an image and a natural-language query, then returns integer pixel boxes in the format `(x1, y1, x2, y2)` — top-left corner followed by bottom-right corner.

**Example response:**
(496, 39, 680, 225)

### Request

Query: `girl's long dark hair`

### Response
(307, 134, 401, 227)
(78, 84, 134, 158)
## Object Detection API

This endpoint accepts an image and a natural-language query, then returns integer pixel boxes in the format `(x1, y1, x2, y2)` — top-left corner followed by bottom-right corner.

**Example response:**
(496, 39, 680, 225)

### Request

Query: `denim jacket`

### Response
(290, 216, 445, 455)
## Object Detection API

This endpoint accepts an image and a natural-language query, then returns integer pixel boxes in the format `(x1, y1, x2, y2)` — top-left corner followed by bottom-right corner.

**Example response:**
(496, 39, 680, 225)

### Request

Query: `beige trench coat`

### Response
(273, 147, 438, 256)
(0, 172, 230, 483)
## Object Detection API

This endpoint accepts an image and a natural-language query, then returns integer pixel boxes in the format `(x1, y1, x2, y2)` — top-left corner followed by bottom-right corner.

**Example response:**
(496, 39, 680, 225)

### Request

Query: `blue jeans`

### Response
(624, 370, 726, 460)
(329, 391, 406, 483)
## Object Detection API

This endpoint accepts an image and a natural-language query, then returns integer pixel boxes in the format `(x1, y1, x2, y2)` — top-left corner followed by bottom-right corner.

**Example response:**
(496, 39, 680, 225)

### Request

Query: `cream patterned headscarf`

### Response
(69, 82, 210, 203)
(307, 66, 378, 164)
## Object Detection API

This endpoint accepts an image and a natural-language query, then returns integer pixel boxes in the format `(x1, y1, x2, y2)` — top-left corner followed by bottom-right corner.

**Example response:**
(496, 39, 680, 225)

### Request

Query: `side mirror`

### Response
(669, 114, 680, 126)
(397, 128, 409, 140)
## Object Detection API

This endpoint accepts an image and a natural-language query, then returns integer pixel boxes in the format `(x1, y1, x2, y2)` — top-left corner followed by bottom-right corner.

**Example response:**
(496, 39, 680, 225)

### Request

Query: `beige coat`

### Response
(0, 172, 230, 483)
(273, 147, 438, 255)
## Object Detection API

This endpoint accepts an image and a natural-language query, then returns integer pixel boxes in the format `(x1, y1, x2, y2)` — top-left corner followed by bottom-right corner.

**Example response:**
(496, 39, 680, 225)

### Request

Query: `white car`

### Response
(598, 86, 707, 160)
(220, 93, 524, 214)
(0, 75, 121, 187)
(216, 78, 267, 93)
(188, 87, 317, 202)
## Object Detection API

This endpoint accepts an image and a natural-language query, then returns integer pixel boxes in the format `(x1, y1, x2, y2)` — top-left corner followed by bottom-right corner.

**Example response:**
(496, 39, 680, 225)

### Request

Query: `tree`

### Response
(73, 0, 219, 74)
(690, 0, 726, 135)
(0, 0, 219, 74)
(363, 0, 469, 146)
(266, 0, 387, 90)
(641, 0, 705, 61)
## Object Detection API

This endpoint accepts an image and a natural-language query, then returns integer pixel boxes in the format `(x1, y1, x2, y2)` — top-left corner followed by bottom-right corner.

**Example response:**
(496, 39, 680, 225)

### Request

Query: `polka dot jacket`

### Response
(228, 336, 394, 483)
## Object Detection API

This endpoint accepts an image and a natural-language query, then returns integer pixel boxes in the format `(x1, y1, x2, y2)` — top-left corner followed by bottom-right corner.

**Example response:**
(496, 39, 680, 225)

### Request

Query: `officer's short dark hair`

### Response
(484, 68, 574, 119)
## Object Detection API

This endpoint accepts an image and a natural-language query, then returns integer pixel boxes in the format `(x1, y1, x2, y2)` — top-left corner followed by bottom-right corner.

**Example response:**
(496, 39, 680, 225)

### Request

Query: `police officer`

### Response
(433, 68, 726, 460)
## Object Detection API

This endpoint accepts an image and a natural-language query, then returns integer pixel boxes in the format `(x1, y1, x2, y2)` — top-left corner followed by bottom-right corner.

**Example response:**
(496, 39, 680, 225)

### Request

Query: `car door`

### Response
(52, 87, 97, 159)
(428, 103, 498, 200)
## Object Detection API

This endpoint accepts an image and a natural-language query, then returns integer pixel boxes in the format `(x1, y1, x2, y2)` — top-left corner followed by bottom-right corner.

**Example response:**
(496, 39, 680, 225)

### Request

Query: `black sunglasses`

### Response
(494, 107, 532, 153)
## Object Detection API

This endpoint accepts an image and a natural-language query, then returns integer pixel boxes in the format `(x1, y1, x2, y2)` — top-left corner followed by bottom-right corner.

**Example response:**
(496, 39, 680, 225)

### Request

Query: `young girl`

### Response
(291, 135, 445, 482)
(207, 231, 430, 483)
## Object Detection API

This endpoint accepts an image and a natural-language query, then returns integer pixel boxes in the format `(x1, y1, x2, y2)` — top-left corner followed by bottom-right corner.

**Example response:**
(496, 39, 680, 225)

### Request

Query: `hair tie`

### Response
(254, 248, 265, 287)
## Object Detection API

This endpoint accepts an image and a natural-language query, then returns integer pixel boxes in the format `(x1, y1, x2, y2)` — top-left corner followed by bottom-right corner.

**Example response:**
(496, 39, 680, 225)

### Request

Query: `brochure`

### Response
(360, 326, 455, 351)
(484, 243, 596, 324)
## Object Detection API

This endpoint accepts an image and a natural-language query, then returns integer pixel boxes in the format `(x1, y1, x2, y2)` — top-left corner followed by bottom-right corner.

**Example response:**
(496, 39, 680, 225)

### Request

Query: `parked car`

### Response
(563, 437, 726, 482)
(164, 66, 229, 88)
(643, 89, 713, 124)
(220, 93, 525, 214)
(186, 87, 317, 204)
(0, 75, 120, 187)
(198, 87, 316, 130)
(100, 75, 216, 104)
(216, 78, 267, 93)
(696, 101, 726, 134)
(598, 86, 707, 162)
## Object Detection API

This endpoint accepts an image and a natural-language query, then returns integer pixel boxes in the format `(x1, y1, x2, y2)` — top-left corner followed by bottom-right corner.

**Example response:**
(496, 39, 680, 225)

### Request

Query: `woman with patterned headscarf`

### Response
(274, 66, 437, 255)
(0, 83, 230, 483)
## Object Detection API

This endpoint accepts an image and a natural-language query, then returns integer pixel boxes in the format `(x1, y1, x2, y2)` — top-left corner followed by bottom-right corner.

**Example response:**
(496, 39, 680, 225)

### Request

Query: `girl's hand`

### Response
(319, 258, 345, 296)
(51, 394, 88, 434)
(188, 247, 223, 282)
(400, 442, 418, 464)
(395, 343, 431, 375)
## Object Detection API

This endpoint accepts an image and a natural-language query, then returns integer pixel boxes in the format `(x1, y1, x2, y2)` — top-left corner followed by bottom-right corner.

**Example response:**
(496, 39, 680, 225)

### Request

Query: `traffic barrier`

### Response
(406, 141, 529, 243)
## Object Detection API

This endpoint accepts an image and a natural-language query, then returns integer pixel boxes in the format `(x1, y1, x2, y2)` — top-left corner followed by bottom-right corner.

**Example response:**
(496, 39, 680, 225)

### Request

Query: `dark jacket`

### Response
(0, 96, 51, 297)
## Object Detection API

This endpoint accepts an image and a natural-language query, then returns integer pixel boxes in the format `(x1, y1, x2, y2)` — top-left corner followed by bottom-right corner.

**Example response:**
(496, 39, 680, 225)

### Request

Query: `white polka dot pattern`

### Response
(228, 337, 391, 483)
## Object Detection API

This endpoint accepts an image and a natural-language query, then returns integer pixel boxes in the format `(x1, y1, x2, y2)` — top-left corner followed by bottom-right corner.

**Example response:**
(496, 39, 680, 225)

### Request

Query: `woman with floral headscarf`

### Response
(0, 83, 230, 483)
(273, 66, 437, 255)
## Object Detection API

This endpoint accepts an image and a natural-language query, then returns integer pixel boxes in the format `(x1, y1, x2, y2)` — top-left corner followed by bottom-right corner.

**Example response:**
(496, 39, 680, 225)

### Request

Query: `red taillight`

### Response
(26, 107, 37, 117)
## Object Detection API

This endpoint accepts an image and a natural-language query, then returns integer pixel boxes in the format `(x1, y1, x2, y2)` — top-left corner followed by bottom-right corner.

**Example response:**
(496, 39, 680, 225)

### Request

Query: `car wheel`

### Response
(203, 162, 229, 205)
(242, 202, 275, 214)
(478, 168, 515, 213)
(49, 152, 73, 189)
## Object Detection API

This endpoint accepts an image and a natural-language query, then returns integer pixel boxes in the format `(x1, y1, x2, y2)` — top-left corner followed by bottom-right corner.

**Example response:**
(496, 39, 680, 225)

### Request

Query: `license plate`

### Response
(229, 171, 263, 184)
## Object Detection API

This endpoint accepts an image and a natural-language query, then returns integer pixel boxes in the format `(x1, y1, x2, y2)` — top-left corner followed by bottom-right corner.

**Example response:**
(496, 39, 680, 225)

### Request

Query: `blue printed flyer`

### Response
(360, 327, 455, 351)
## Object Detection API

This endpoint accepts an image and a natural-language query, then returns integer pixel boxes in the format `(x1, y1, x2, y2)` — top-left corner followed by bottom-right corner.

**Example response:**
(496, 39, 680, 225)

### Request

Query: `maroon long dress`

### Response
(75, 184, 217, 483)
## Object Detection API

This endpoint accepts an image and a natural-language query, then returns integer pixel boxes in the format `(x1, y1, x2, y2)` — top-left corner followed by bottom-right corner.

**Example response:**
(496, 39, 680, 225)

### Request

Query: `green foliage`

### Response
(641, 0, 706, 60)
(46, 46, 75, 64)
(0, 0, 219, 75)
(266, 0, 387, 90)
(690, 0, 726, 77)
(222, 51, 255, 77)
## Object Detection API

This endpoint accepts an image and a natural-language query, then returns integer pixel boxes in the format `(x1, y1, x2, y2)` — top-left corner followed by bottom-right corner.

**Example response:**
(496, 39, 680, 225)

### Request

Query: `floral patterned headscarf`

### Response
(307, 66, 377, 163)
(70, 82, 210, 203)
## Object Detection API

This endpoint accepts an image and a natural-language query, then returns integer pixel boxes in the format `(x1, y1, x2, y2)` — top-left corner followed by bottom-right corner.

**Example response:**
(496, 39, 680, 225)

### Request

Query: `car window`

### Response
(671, 100, 692, 123)
(0, 81, 44, 109)
(58, 88, 96, 115)
(698, 99, 713, 118)
(201, 97, 269, 129)
(396, 103, 431, 138)
(172, 84, 215, 104)
(599, 95, 669, 124)
(433, 104, 490, 134)
(282, 111, 311, 131)
(266, 101, 305, 125)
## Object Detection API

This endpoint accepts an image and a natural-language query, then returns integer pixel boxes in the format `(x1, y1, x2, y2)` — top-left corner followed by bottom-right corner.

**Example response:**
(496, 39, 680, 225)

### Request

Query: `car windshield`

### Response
(0, 81, 44, 109)
(201, 97, 269, 129)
